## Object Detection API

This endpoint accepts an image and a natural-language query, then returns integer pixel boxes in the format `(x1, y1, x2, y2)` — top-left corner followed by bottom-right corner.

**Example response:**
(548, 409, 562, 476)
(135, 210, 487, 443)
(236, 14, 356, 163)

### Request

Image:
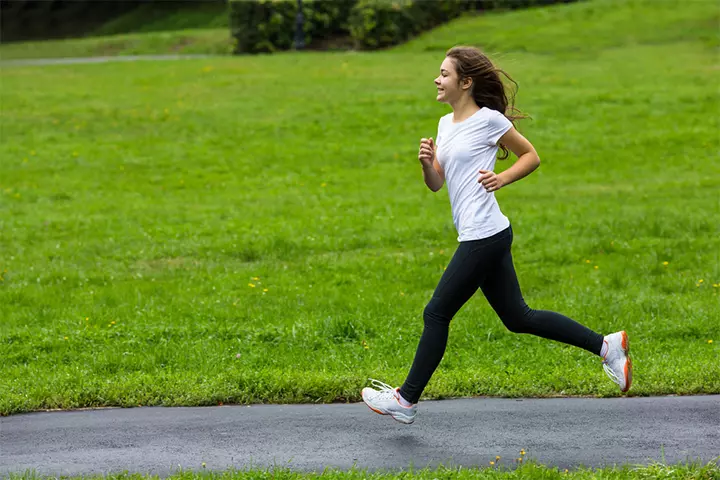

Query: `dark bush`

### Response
(230, 0, 356, 54)
(229, 0, 577, 54)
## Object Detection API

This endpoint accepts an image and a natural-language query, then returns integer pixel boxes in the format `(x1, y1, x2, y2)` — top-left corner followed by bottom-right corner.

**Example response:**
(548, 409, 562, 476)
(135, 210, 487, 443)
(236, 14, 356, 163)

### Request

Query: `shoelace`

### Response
(368, 378, 398, 400)
(602, 361, 622, 386)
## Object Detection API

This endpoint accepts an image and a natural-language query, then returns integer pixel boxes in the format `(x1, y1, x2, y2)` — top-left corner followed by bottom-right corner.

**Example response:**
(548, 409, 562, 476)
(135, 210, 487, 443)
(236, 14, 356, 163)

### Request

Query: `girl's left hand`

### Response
(478, 169, 504, 192)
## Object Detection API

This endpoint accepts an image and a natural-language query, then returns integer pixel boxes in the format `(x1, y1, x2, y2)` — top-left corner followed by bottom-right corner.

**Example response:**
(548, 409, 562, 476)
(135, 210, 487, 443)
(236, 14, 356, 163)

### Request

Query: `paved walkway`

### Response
(0, 54, 214, 67)
(1, 395, 718, 476)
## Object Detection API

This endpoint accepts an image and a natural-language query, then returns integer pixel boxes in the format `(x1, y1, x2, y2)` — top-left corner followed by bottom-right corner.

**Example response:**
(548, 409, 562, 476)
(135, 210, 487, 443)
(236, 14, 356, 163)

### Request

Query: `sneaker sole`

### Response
(621, 331, 632, 393)
(390, 414, 415, 425)
(361, 392, 388, 416)
(365, 404, 386, 416)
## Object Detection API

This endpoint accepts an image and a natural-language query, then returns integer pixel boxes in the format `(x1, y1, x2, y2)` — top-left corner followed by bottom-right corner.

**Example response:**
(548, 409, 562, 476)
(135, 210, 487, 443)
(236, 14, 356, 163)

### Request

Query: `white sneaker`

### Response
(602, 331, 633, 392)
(361, 379, 417, 424)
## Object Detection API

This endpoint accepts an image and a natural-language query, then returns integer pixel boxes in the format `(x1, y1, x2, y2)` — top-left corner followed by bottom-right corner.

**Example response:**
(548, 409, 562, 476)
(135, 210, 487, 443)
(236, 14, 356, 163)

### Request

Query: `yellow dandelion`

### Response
(263, 288, 268, 292)
(585, 260, 591, 264)
(520, 449, 526, 455)
(248, 283, 255, 288)
(111, 321, 116, 325)
(662, 261, 669, 266)
(489, 461, 495, 466)
(496, 456, 501, 461)
(565, 469, 569, 474)
(518, 457, 523, 462)
(64, 336, 68, 340)
(594, 265, 599, 269)
(699, 279, 704, 283)
(709, 340, 714, 344)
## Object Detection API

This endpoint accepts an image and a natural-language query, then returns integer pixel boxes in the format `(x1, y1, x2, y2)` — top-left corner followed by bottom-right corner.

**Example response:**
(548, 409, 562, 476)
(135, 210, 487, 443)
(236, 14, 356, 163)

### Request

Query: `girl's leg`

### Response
(479, 228, 604, 355)
(399, 228, 511, 404)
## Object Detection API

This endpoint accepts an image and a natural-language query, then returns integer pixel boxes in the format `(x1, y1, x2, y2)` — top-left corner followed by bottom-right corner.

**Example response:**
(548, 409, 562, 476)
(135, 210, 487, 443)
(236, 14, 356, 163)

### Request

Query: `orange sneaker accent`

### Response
(621, 331, 632, 392)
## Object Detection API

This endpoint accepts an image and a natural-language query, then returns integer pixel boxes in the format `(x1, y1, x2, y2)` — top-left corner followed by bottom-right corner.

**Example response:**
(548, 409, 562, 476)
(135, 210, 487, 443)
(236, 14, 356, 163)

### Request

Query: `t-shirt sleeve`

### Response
(486, 110, 513, 146)
(435, 117, 444, 146)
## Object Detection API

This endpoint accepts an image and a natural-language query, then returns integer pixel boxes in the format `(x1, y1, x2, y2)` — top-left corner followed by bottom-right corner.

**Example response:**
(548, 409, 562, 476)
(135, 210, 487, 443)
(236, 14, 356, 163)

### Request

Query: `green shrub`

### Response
(229, 0, 355, 54)
(348, 0, 468, 50)
(229, 0, 577, 54)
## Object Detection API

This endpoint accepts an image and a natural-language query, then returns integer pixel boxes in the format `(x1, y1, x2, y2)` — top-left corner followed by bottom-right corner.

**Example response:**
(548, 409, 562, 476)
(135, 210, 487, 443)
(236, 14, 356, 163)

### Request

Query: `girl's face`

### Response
(434, 57, 470, 104)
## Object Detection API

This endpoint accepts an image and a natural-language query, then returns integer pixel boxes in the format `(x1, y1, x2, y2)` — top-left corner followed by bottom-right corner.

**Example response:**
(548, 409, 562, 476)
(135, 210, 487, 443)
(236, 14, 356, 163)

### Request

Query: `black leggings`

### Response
(399, 226, 604, 404)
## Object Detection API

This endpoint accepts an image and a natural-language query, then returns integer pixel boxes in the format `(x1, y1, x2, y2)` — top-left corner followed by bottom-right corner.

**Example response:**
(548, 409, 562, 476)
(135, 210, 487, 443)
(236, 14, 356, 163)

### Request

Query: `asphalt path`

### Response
(0, 54, 213, 67)
(1, 395, 718, 477)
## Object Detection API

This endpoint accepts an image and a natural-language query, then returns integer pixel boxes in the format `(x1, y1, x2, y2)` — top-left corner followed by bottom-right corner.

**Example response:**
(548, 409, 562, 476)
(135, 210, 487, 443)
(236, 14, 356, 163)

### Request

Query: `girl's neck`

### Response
(450, 96, 481, 124)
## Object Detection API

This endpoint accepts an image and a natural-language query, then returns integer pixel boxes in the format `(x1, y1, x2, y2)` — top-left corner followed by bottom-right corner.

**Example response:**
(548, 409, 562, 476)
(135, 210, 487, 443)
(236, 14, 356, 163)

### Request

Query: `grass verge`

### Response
(8, 460, 720, 479)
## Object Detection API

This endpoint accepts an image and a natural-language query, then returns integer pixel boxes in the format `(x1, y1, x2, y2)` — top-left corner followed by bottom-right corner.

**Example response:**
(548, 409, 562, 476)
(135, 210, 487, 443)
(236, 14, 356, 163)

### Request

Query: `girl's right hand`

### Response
(418, 137, 436, 168)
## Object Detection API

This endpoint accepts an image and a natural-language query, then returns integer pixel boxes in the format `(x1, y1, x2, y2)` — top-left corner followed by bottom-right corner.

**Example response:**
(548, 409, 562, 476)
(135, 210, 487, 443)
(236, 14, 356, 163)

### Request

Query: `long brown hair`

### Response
(446, 46, 527, 159)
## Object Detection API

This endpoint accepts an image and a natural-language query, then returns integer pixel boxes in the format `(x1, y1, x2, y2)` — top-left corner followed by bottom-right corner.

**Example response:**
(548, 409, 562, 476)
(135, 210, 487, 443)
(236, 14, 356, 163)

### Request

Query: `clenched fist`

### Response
(478, 169, 505, 193)
(418, 137, 436, 168)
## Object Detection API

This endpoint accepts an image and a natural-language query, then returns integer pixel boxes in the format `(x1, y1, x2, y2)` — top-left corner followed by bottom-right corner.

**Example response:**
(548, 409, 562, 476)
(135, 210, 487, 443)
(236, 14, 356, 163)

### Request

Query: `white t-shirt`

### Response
(435, 107, 513, 242)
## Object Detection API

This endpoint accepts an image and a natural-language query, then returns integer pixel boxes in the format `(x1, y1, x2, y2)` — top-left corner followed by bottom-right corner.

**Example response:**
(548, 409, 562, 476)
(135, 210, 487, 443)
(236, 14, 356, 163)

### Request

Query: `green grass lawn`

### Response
(1, 0, 719, 418)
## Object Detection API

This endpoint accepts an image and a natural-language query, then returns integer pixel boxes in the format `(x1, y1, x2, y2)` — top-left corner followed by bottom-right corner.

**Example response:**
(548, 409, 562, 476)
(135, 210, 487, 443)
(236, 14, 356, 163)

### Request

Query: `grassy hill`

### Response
(90, 1, 229, 37)
(401, 0, 718, 54)
(0, 1, 230, 60)
(1, 0, 717, 60)
(0, 0, 718, 420)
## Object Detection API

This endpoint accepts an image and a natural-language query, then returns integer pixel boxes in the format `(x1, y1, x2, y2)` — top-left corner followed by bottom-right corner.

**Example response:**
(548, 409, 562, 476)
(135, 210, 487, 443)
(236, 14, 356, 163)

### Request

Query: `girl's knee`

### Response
(499, 306, 535, 333)
(423, 301, 451, 327)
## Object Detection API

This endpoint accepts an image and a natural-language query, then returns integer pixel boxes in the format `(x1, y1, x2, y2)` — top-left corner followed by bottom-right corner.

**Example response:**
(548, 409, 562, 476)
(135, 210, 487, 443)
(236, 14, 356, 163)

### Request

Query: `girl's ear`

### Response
(462, 76, 473, 91)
